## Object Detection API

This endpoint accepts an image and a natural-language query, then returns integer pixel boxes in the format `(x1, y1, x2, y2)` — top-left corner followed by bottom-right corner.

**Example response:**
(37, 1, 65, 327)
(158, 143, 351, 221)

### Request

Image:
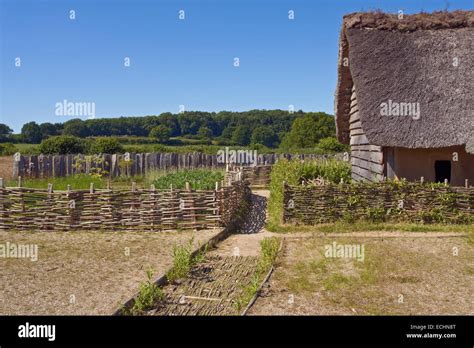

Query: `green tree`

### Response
(197, 126, 213, 140)
(63, 119, 90, 138)
(231, 125, 251, 146)
(39, 122, 59, 139)
(251, 126, 278, 147)
(21, 121, 42, 143)
(149, 125, 171, 143)
(0, 123, 13, 142)
(283, 113, 335, 149)
(220, 126, 235, 139)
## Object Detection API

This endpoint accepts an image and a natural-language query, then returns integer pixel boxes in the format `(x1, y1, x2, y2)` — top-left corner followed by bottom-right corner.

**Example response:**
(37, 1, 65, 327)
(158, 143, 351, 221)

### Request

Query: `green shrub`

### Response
(167, 237, 207, 283)
(38, 136, 85, 154)
(267, 158, 351, 227)
(87, 137, 124, 154)
(366, 207, 386, 223)
(129, 268, 164, 315)
(317, 137, 349, 153)
(0, 143, 18, 156)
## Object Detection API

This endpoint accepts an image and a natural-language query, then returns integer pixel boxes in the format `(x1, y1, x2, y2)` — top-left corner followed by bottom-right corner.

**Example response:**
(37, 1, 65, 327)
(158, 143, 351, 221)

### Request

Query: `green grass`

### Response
(267, 221, 474, 234)
(153, 169, 224, 190)
(233, 237, 280, 313)
(10, 143, 39, 155)
(5, 168, 225, 191)
(6, 174, 106, 190)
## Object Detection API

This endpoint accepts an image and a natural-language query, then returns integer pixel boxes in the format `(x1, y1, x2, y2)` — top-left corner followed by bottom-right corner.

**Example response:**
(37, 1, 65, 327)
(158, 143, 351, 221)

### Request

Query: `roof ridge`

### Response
(343, 10, 474, 31)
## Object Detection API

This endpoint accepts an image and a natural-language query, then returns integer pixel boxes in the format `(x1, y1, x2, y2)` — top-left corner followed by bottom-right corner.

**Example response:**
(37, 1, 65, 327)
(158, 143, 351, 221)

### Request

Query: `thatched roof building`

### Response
(335, 10, 474, 185)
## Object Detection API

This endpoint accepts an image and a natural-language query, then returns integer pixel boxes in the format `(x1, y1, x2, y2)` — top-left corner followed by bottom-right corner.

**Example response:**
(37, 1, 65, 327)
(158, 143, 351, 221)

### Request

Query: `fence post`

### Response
(444, 179, 448, 186)
(420, 176, 424, 184)
(90, 183, 94, 194)
(465, 179, 469, 188)
(18, 176, 22, 188)
(0, 178, 3, 188)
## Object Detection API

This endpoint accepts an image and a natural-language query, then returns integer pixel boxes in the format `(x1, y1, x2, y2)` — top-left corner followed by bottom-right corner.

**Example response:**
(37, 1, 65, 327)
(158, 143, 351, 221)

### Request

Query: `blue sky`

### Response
(1, 0, 472, 132)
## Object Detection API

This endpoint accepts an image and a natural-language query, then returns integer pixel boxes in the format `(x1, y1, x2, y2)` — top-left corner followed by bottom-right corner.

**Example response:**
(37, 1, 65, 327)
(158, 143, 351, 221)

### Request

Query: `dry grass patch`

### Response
(0, 229, 220, 315)
(249, 233, 474, 315)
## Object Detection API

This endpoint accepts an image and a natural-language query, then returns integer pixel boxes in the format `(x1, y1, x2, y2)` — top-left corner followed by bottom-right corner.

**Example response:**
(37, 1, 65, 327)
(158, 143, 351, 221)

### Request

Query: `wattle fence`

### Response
(12, 152, 334, 179)
(0, 179, 250, 232)
(226, 165, 272, 187)
(282, 181, 474, 224)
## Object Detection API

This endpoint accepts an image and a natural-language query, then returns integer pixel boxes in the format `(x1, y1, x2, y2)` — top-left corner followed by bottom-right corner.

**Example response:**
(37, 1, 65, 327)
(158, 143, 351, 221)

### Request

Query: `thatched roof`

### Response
(335, 11, 474, 153)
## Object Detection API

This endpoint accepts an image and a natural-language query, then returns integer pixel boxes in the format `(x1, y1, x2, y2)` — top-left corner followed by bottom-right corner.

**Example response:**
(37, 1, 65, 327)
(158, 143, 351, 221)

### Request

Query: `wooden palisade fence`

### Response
(12, 152, 337, 179)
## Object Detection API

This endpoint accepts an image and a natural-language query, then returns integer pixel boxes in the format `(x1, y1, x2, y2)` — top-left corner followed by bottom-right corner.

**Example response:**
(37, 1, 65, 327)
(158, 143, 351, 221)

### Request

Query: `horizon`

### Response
(1, 0, 473, 133)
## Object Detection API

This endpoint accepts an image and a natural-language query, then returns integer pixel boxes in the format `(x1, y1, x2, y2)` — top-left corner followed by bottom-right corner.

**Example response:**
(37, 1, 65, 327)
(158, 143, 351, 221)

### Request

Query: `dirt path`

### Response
(148, 255, 260, 316)
(210, 190, 276, 257)
(145, 190, 278, 315)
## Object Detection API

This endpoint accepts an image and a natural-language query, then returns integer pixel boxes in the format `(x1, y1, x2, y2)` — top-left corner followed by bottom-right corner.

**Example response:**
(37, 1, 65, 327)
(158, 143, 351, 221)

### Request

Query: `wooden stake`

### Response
(185, 182, 191, 192)
(18, 176, 22, 188)
(444, 179, 448, 186)
(0, 178, 3, 188)
(90, 182, 94, 194)
(465, 179, 469, 188)
(47, 183, 53, 194)
(420, 176, 424, 184)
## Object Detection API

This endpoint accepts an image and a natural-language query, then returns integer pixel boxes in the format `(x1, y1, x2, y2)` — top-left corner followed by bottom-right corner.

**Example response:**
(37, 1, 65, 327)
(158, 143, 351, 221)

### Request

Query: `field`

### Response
(249, 231, 474, 315)
(0, 229, 221, 315)
(4, 168, 225, 190)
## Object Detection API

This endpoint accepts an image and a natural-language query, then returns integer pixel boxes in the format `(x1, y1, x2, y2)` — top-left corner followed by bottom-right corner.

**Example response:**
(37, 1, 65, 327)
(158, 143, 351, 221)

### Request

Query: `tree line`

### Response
(0, 110, 347, 153)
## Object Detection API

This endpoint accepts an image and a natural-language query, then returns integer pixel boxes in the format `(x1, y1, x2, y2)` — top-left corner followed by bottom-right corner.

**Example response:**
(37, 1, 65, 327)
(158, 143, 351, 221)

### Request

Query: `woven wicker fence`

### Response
(283, 181, 474, 224)
(225, 165, 272, 187)
(0, 179, 250, 232)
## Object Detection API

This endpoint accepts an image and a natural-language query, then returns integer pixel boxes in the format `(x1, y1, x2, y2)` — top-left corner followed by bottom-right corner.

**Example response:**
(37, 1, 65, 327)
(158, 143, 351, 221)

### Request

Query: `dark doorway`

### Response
(435, 160, 451, 183)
